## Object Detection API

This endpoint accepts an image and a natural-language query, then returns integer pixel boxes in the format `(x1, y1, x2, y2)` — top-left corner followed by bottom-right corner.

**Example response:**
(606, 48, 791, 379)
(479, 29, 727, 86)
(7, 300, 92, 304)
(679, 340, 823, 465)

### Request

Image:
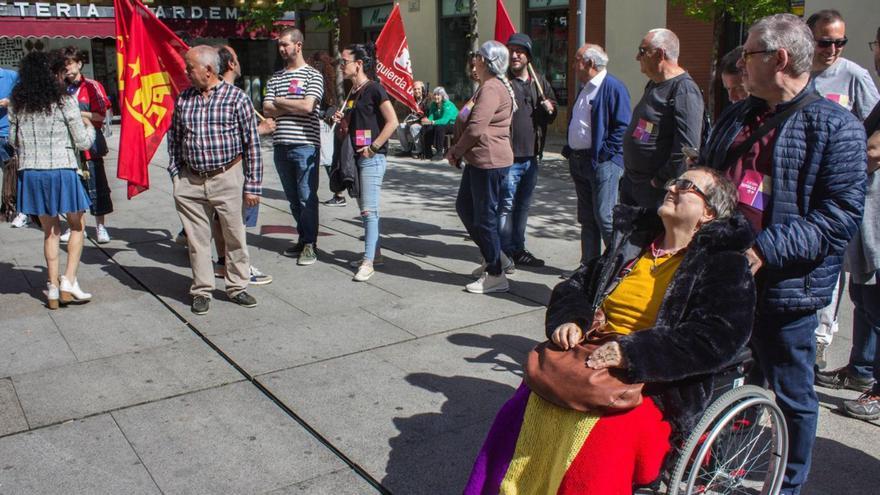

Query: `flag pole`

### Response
(526, 63, 545, 99)
(254, 109, 266, 121)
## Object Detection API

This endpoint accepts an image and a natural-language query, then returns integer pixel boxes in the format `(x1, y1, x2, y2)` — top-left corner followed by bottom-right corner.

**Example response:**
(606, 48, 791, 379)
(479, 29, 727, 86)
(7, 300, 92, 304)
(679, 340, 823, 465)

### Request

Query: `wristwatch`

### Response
(369, 143, 380, 153)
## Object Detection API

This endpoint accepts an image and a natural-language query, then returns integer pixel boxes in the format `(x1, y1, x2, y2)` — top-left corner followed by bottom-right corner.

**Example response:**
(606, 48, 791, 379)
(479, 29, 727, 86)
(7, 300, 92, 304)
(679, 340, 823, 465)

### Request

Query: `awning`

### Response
(0, 17, 115, 38)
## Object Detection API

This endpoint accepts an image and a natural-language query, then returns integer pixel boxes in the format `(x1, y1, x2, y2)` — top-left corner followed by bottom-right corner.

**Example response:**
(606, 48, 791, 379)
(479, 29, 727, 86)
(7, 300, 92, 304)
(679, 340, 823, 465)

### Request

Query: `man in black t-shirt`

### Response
(500, 33, 557, 268)
(622, 28, 704, 209)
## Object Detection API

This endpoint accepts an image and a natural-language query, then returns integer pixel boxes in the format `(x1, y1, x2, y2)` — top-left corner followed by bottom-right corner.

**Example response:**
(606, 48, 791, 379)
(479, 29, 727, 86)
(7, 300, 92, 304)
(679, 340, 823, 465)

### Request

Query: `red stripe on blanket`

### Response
(557, 397, 672, 495)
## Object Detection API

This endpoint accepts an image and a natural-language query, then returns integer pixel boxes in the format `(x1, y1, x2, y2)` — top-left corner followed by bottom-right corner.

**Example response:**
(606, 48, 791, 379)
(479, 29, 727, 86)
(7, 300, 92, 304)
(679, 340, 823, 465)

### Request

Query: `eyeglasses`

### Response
(741, 49, 777, 62)
(870, 41, 880, 52)
(665, 178, 712, 206)
(340, 58, 356, 67)
(815, 37, 848, 48)
(637, 46, 653, 56)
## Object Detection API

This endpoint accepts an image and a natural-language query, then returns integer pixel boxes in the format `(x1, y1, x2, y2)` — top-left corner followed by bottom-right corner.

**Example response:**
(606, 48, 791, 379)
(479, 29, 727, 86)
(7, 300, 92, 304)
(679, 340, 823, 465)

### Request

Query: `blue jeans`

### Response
(570, 156, 623, 264)
(848, 280, 880, 382)
(456, 165, 510, 276)
(356, 154, 386, 260)
(619, 173, 666, 210)
(752, 311, 819, 494)
(499, 157, 538, 255)
(274, 144, 319, 244)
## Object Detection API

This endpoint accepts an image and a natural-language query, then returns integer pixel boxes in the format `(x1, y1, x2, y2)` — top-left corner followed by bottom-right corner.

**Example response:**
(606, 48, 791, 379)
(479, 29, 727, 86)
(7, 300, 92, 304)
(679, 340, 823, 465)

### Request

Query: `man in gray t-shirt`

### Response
(809, 10, 880, 122)
(622, 28, 704, 209)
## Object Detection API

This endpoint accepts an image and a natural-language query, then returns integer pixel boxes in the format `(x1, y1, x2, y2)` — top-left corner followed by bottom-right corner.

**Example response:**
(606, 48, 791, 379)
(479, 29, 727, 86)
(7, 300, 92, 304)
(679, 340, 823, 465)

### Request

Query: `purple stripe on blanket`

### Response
(463, 382, 530, 494)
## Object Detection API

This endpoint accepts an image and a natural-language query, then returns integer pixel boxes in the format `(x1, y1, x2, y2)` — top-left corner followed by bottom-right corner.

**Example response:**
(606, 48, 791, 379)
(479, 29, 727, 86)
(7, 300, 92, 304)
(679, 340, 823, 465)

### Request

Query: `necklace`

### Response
(649, 240, 686, 274)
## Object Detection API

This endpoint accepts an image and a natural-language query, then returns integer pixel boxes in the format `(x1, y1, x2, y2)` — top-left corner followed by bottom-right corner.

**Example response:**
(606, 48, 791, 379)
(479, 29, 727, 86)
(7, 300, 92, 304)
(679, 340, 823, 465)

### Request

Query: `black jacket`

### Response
(509, 72, 557, 159)
(545, 205, 756, 434)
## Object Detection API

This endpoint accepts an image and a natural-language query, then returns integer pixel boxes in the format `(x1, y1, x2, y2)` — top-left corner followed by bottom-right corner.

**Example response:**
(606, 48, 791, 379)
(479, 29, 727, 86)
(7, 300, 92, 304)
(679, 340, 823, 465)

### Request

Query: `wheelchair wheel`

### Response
(667, 385, 788, 495)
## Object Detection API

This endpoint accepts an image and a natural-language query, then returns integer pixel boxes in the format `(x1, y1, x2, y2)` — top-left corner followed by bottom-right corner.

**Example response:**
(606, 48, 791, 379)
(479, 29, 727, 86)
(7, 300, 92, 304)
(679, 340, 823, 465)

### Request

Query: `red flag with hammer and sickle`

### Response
(114, 0, 189, 198)
(375, 4, 419, 113)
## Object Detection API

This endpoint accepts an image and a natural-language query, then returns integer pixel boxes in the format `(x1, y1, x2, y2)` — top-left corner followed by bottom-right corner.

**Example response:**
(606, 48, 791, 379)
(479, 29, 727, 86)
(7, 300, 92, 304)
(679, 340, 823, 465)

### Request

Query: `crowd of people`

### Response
(2, 9, 880, 495)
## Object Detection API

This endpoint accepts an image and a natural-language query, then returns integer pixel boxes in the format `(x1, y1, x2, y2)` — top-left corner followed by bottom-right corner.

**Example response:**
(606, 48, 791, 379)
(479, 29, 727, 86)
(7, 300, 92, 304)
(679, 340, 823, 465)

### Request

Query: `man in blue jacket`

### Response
(563, 44, 631, 270)
(701, 14, 866, 494)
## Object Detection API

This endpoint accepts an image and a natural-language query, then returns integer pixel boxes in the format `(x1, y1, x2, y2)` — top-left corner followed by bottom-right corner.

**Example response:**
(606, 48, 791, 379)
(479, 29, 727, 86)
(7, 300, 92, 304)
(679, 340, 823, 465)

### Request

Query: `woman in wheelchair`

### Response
(464, 168, 757, 495)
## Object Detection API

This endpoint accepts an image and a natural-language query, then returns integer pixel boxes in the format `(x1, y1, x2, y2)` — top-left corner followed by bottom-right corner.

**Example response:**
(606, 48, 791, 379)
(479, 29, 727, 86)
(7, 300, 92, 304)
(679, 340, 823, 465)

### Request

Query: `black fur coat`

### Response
(545, 205, 757, 435)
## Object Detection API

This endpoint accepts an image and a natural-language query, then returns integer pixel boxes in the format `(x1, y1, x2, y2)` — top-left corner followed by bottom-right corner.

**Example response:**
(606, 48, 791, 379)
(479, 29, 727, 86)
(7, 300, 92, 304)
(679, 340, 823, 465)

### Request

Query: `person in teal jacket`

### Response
(420, 86, 458, 160)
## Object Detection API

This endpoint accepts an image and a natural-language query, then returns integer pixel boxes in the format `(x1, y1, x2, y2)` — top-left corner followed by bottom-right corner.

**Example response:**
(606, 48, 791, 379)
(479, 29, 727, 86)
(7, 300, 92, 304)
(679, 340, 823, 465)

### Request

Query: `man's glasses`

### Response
(637, 46, 652, 56)
(665, 178, 712, 207)
(741, 49, 776, 62)
(870, 41, 879, 52)
(815, 37, 848, 49)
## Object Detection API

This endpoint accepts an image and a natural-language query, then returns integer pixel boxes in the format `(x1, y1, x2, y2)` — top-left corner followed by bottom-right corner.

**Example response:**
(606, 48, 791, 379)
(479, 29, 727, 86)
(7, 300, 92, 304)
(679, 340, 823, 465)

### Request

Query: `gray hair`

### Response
(647, 28, 680, 61)
(432, 86, 449, 101)
(190, 45, 221, 75)
(748, 13, 814, 76)
(478, 40, 517, 112)
(689, 167, 738, 219)
(582, 45, 609, 69)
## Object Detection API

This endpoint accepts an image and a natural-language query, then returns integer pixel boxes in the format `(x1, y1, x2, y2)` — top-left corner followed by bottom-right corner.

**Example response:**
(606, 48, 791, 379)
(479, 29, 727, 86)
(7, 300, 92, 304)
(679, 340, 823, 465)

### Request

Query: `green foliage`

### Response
(243, 1, 345, 31)
(670, 0, 790, 26)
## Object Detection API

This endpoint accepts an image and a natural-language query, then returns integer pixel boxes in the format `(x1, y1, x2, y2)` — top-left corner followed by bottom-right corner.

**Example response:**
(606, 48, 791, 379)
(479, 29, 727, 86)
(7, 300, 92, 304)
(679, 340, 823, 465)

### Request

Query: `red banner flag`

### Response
(494, 0, 517, 43)
(114, 0, 189, 199)
(375, 4, 419, 113)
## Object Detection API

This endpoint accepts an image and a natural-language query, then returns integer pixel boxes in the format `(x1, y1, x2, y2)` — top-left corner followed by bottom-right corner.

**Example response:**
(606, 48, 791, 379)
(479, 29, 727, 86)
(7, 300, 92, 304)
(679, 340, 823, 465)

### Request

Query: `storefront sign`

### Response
(0, 2, 239, 20)
(528, 0, 567, 8)
(361, 4, 392, 28)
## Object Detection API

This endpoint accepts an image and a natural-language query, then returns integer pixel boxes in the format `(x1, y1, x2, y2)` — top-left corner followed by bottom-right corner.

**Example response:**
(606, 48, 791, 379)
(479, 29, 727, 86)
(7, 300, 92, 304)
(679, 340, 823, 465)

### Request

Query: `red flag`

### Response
(375, 4, 419, 113)
(494, 0, 517, 43)
(114, 0, 189, 199)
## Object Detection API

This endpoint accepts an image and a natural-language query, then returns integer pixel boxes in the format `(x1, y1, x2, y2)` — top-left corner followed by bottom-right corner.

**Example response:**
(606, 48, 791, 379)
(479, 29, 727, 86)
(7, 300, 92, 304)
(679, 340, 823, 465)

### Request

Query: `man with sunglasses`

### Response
(806, 10, 880, 373)
(701, 14, 867, 495)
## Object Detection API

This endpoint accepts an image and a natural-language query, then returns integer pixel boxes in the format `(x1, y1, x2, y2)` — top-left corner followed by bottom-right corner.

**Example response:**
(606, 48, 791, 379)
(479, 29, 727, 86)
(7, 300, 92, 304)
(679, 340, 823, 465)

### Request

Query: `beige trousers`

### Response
(174, 165, 249, 298)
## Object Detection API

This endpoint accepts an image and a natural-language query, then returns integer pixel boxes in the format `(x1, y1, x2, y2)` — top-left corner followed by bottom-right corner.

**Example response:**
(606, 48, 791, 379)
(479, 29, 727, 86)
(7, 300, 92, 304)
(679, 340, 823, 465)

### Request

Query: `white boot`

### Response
(46, 282, 60, 310)
(60, 275, 92, 303)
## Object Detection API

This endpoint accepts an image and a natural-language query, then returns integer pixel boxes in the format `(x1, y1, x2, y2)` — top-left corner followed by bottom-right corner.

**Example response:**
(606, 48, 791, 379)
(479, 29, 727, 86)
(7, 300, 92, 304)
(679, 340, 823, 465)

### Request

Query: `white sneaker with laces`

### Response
(96, 224, 110, 244)
(466, 272, 509, 294)
(11, 213, 29, 228)
(353, 263, 375, 282)
(59, 228, 71, 242)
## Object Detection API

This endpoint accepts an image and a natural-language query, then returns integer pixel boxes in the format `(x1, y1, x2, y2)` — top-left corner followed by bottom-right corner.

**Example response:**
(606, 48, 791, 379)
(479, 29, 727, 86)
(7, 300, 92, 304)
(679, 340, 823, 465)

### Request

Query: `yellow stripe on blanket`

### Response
(500, 392, 600, 494)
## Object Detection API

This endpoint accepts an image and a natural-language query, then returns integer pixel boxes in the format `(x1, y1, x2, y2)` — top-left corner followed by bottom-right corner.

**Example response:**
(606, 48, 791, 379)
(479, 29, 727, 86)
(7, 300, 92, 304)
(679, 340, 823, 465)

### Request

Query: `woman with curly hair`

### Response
(9, 51, 95, 308)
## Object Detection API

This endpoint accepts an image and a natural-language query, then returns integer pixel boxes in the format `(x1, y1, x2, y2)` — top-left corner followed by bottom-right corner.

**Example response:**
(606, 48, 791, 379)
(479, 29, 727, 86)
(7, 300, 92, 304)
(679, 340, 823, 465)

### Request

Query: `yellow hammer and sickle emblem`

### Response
(124, 59, 172, 138)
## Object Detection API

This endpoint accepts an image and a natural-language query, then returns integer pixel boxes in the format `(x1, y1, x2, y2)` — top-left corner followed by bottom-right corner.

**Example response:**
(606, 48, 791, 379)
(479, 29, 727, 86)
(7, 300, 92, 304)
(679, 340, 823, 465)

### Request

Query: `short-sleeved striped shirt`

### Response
(264, 65, 324, 146)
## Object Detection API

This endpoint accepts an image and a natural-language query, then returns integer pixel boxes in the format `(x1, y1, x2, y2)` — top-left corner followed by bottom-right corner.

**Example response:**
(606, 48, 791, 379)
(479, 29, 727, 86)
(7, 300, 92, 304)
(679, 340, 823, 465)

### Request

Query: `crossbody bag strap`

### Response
(723, 93, 822, 169)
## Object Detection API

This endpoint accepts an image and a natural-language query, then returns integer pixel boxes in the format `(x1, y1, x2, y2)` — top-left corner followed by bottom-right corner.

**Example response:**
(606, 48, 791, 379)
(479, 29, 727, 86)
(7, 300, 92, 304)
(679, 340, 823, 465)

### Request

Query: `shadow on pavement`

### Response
(805, 436, 880, 494)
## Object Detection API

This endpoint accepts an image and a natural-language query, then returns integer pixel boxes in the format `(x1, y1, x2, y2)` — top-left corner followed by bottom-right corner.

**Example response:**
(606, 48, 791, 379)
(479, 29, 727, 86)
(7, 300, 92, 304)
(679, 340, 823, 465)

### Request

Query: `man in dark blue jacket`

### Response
(701, 14, 866, 495)
(563, 44, 631, 270)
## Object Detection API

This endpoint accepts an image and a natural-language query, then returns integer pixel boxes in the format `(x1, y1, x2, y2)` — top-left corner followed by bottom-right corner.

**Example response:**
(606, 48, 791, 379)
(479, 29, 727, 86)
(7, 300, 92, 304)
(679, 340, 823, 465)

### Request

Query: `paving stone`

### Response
(50, 293, 190, 361)
(0, 378, 28, 436)
(0, 414, 160, 494)
(0, 313, 77, 378)
(264, 469, 380, 494)
(111, 382, 345, 494)
(213, 309, 414, 376)
(13, 337, 242, 427)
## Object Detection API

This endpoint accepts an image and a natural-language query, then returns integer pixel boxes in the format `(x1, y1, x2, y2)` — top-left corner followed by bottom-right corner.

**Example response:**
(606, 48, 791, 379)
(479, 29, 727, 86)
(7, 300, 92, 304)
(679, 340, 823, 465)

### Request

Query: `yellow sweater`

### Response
(602, 251, 685, 335)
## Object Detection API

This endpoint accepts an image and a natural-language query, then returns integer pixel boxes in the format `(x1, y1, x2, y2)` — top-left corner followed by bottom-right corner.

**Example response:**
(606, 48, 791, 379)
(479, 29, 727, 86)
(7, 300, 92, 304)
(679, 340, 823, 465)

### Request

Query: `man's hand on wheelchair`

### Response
(551, 323, 583, 351)
(587, 342, 627, 370)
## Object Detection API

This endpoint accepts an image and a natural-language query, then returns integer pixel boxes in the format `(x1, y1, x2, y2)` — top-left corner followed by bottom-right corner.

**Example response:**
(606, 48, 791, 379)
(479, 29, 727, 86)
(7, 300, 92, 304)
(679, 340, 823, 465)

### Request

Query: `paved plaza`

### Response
(1, 131, 878, 494)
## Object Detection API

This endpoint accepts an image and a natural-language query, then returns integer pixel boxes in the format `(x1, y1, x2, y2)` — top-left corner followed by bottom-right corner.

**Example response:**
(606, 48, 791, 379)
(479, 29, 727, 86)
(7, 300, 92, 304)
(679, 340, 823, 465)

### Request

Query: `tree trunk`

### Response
(331, 11, 344, 100)
(469, 0, 479, 93)
(707, 9, 724, 120)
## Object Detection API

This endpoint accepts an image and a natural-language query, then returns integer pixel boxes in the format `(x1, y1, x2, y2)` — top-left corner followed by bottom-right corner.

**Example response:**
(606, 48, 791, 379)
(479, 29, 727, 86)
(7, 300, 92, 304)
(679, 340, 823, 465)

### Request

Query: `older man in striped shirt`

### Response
(168, 45, 263, 315)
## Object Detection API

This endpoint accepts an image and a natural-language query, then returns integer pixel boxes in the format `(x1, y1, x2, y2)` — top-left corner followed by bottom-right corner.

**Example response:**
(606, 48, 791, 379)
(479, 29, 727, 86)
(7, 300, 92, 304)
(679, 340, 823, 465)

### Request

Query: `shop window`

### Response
(526, 7, 568, 105)
(438, 0, 471, 101)
(361, 4, 393, 43)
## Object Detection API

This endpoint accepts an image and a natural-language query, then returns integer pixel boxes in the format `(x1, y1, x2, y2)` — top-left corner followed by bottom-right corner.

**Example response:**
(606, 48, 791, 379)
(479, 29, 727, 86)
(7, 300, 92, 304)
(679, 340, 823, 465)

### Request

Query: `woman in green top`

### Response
(420, 86, 458, 160)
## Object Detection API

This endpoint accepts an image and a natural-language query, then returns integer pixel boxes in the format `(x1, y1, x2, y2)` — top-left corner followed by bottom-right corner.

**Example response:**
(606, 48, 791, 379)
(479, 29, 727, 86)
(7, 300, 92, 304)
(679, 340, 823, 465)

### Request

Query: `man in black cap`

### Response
(500, 33, 557, 268)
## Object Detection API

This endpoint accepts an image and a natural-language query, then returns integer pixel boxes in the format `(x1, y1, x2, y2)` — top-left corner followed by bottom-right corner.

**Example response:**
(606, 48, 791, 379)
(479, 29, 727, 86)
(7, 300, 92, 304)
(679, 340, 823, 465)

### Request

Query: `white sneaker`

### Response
(353, 263, 375, 282)
(470, 253, 515, 277)
(348, 255, 385, 268)
(466, 272, 509, 294)
(59, 228, 71, 242)
(60, 275, 92, 303)
(11, 213, 29, 228)
(96, 224, 110, 244)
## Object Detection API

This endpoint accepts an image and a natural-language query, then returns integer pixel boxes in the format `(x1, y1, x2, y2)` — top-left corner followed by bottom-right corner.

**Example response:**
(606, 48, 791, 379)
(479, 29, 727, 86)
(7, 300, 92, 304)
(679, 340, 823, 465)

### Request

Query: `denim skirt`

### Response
(17, 168, 91, 217)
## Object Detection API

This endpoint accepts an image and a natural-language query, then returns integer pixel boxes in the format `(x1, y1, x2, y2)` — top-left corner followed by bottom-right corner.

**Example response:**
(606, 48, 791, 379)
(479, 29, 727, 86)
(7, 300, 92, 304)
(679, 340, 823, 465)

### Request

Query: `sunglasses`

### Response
(870, 41, 879, 52)
(665, 178, 712, 206)
(815, 37, 848, 48)
(741, 49, 776, 62)
(637, 46, 653, 56)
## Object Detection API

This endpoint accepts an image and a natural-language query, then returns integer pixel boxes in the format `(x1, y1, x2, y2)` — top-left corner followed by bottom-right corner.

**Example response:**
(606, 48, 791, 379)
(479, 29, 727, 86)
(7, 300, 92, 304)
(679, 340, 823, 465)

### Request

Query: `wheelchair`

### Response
(639, 349, 789, 495)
